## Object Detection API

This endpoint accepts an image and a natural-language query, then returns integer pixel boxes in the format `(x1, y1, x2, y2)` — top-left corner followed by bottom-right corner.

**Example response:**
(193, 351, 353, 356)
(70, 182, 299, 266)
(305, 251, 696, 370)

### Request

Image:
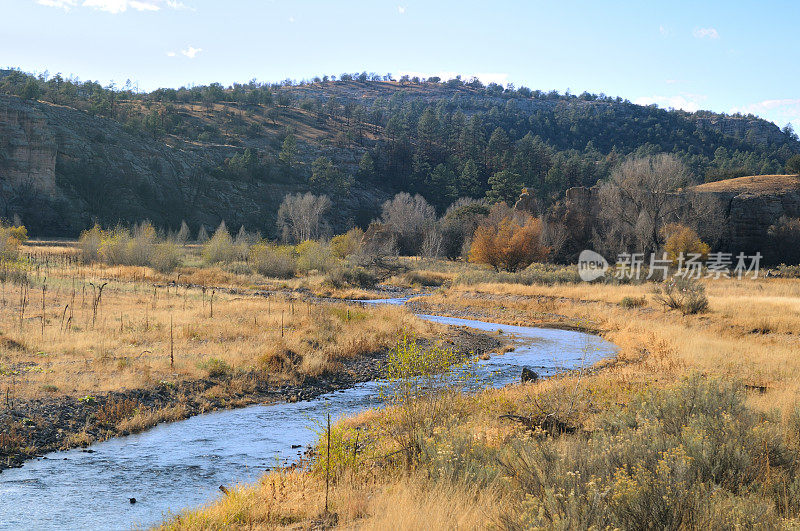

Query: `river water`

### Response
(0, 302, 616, 530)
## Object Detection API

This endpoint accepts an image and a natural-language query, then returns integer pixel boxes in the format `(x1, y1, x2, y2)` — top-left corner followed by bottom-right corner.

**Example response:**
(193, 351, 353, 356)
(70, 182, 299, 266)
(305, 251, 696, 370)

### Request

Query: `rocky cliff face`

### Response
(693, 115, 787, 146)
(0, 97, 58, 194)
(543, 176, 800, 263)
(705, 188, 800, 256)
(0, 95, 387, 236)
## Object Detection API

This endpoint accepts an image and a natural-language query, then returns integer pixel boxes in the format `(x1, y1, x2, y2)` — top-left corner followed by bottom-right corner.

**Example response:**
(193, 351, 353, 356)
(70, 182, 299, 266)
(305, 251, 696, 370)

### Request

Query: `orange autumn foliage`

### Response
(469, 214, 549, 271)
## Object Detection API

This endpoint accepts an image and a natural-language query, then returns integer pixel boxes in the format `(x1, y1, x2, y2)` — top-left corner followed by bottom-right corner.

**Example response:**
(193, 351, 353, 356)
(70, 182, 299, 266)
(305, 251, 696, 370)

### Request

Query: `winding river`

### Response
(0, 299, 616, 530)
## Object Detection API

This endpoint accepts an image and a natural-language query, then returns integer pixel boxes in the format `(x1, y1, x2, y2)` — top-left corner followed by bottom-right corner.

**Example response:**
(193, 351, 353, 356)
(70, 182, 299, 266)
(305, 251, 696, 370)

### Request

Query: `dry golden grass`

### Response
(429, 277, 800, 413)
(159, 468, 499, 530)
(694, 174, 800, 194)
(0, 251, 433, 403)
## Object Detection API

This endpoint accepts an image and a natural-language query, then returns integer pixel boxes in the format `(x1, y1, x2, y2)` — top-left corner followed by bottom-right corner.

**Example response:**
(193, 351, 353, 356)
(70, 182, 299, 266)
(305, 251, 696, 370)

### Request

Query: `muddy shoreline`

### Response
(0, 327, 500, 472)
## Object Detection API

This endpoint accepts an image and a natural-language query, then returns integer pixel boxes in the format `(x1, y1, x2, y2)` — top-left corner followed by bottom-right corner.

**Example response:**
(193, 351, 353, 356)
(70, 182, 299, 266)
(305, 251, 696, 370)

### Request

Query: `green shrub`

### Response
(249, 243, 296, 279)
(199, 358, 232, 378)
(202, 221, 246, 264)
(330, 227, 364, 259)
(402, 270, 448, 287)
(619, 295, 647, 308)
(381, 336, 466, 469)
(296, 239, 334, 274)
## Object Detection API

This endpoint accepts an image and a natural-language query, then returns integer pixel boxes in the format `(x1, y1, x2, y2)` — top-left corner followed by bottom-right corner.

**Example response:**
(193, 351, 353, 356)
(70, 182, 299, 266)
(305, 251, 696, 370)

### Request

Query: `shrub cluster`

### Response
(324, 264, 378, 289)
(403, 375, 800, 528)
(662, 223, 711, 263)
(0, 223, 28, 261)
(200, 221, 249, 264)
(503, 376, 798, 528)
(249, 243, 297, 279)
(457, 262, 581, 286)
(78, 222, 182, 272)
(330, 227, 364, 259)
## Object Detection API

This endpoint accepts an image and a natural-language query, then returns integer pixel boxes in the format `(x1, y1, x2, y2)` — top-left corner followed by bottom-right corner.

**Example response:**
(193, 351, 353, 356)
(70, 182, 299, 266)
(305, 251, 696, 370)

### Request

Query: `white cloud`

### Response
(731, 99, 800, 115)
(181, 46, 202, 58)
(729, 99, 800, 131)
(633, 93, 708, 113)
(730, 99, 800, 123)
(130, 1, 159, 10)
(659, 25, 670, 36)
(693, 27, 719, 39)
(397, 5, 406, 14)
(398, 71, 510, 86)
(288, 16, 295, 23)
(36, 0, 191, 13)
(36, 0, 78, 9)
(166, 0, 192, 9)
(166, 51, 176, 57)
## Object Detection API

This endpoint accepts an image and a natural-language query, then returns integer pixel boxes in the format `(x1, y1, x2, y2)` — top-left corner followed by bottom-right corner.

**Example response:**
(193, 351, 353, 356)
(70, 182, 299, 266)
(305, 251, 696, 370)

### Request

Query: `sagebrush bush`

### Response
(506, 375, 793, 528)
(402, 270, 448, 287)
(198, 358, 232, 378)
(249, 243, 296, 279)
(401, 375, 796, 529)
(654, 275, 709, 314)
(619, 295, 647, 308)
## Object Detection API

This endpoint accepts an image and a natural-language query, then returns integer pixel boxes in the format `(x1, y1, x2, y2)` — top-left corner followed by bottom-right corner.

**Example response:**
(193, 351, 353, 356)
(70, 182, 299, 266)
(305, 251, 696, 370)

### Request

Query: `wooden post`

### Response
(281, 310, 284, 337)
(41, 279, 46, 338)
(210, 289, 215, 318)
(325, 412, 331, 514)
(170, 314, 174, 369)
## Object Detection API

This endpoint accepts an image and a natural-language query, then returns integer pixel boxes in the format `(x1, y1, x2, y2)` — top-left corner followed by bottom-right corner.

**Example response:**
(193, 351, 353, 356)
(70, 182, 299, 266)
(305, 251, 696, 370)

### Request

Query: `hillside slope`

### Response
(1, 71, 798, 236)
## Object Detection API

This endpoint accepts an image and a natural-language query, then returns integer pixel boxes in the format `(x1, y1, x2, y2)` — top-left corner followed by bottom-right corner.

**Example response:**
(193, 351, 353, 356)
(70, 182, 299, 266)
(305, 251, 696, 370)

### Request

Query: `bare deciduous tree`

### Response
(596, 154, 690, 255)
(277, 192, 332, 243)
(380, 192, 437, 255)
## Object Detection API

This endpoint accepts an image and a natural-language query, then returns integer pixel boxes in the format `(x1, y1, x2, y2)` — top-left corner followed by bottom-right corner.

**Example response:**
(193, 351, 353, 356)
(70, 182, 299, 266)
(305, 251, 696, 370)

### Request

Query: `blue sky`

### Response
(2, 0, 799, 130)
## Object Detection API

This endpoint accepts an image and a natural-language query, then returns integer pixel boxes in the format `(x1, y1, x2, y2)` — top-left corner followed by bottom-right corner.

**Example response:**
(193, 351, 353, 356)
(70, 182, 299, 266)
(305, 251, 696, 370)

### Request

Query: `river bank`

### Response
(0, 325, 499, 472)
